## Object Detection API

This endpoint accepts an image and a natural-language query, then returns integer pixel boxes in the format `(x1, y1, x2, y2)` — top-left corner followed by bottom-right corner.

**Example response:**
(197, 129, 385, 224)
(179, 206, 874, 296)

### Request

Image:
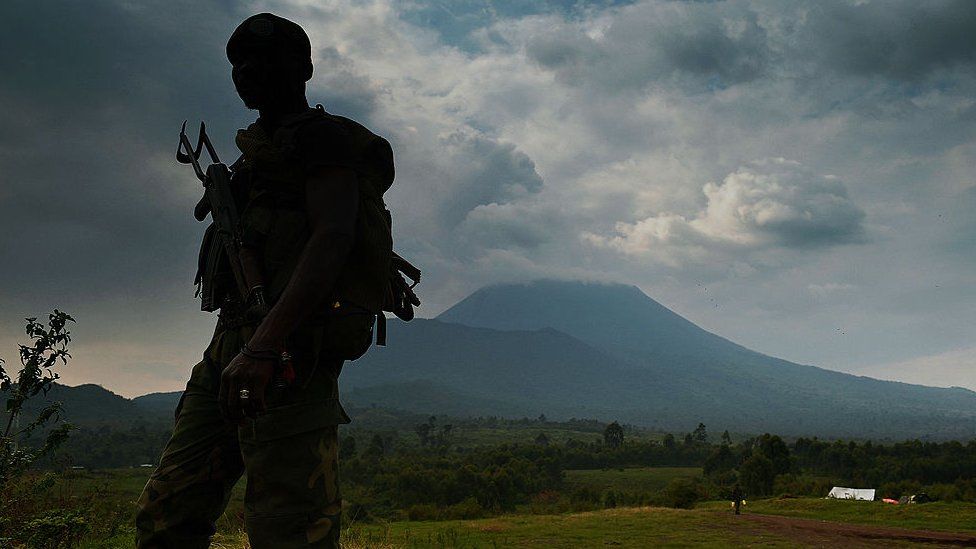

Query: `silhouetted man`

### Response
(136, 13, 395, 548)
(731, 484, 744, 515)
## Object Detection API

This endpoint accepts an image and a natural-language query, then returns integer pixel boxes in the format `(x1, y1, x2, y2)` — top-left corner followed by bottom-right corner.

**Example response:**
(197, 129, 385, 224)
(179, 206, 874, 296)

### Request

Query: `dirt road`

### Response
(740, 513, 976, 547)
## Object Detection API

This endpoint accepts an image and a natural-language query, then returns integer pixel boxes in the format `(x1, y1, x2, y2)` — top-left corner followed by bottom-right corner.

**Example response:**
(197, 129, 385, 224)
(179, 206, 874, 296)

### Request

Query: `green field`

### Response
(15, 468, 974, 548)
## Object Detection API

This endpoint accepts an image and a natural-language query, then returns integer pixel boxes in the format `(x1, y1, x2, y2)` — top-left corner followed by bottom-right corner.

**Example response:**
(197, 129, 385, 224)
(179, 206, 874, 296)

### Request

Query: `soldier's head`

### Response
(227, 13, 312, 111)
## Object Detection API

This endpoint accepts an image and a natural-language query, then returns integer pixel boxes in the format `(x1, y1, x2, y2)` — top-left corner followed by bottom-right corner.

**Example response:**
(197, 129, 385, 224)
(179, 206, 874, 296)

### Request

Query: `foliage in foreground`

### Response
(1, 311, 76, 487)
(1, 311, 81, 548)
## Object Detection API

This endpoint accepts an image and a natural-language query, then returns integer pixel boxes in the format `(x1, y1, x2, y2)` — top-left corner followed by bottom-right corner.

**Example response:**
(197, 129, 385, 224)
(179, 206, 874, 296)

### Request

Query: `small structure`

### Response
(898, 493, 931, 505)
(827, 487, 875, 501)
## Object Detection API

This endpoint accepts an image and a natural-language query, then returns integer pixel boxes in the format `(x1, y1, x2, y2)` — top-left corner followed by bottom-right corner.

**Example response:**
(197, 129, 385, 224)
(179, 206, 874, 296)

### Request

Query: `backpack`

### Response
(197, 105, 420, 360)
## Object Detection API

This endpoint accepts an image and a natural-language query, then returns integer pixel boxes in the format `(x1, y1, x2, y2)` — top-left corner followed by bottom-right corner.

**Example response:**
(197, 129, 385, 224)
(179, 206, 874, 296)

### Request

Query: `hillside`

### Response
(345, 280, 976, 438)
(2, 383, 168, 427)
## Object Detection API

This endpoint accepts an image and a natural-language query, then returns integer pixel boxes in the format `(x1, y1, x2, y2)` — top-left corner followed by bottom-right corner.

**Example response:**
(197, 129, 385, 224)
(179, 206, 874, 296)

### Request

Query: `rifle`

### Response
(177, 121, 269, 319)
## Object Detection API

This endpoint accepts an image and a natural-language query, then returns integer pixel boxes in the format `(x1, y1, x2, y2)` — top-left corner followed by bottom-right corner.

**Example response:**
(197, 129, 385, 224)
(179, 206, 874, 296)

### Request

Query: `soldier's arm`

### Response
(220, 166, 358, 420)
(249, 165, 359, 350)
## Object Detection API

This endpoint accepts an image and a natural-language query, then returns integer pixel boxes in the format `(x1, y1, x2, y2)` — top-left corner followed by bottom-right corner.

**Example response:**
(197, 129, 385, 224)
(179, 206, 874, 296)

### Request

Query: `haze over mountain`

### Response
(343, 280, 976, 439)
(19, 280, 976, 440)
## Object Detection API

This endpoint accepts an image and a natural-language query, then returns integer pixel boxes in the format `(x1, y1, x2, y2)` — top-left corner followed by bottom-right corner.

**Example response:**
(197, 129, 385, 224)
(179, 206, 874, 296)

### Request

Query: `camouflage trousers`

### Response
(135, 325, 351, 548)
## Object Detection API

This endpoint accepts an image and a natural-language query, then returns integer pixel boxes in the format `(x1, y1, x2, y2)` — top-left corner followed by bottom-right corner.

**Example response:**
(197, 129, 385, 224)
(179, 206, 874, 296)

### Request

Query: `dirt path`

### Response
(740, 513, 976, 547)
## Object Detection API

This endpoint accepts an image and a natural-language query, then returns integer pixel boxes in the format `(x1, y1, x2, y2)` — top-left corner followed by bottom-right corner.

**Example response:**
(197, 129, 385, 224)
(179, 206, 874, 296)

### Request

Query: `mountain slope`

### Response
(343, 319, 634, 419)
(389, 279, 976, 438)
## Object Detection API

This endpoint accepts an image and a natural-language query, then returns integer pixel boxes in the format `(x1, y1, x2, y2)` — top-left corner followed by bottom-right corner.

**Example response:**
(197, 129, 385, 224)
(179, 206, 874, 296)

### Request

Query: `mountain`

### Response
(3, 383, 174, 427)
(28, 280, 976, 440)
(132, 391, 183, 418)
(342, 319, 633, 419)
(343, 280, 976, 439)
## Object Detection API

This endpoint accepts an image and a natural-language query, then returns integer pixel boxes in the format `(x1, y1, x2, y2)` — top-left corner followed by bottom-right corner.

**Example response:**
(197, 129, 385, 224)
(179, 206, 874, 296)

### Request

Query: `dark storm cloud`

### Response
(520, 0, 976, 92)
(800, 1, 976, 81)
(523, 2, 770, 90)
(0, 0, 246, 303)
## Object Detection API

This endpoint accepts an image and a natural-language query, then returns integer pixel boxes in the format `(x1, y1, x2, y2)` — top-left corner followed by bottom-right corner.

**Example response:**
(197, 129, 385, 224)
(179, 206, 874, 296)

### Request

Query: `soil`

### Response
(739, 513, 976, 547)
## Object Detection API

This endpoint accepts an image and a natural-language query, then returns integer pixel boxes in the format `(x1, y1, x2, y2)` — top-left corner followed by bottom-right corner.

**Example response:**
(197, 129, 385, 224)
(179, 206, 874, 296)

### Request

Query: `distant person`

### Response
(731, 484, 744, 515)
(135, 12, 417, 548)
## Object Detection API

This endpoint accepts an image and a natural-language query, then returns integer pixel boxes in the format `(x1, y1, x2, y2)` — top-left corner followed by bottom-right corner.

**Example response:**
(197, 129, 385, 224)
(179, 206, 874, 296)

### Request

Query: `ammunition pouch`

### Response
(311, 301, 377, 362)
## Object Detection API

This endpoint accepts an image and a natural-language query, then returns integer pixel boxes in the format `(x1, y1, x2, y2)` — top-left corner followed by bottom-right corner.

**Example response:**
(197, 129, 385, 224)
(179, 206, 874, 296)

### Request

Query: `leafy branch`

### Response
(0, 310, 76, 487)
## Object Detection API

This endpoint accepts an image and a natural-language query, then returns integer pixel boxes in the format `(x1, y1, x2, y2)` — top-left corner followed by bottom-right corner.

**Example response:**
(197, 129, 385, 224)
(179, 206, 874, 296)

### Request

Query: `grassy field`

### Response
(15, 468, 976, 548)
(81, 506, 816, 548)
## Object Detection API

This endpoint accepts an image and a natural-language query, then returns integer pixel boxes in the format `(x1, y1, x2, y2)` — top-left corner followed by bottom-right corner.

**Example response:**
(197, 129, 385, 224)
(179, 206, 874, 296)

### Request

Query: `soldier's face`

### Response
(232, 52, 274, 110)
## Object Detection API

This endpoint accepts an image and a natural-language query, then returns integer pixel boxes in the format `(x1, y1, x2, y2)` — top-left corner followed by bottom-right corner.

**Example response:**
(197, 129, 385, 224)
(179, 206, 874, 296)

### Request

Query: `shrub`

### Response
(25, 509, 89, 549)
(660, 477, 707, 509)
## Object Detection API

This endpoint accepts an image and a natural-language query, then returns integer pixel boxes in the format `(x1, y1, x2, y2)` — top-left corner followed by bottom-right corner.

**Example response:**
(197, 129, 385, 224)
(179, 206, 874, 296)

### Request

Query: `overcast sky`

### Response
(1, 0, 974, 397)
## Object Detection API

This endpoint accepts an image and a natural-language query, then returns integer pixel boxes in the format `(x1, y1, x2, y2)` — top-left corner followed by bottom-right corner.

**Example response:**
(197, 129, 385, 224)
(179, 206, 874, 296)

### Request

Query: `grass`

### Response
(13, 468, 976, 547)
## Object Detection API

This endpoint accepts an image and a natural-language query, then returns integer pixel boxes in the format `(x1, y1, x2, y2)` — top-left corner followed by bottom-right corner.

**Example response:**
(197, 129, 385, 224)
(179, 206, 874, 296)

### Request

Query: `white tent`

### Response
(827, 487, 875, 501)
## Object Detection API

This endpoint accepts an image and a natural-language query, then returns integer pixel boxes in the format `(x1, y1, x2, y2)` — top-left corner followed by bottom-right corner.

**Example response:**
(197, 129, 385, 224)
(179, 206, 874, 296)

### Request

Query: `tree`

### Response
(534, 432, 550, 446)
(364, 433, 386, 459)
(339, 435, 357, 460)
(693, 423, 708, 444)
(414, 421, 432, 447)
(1, 311, 76, 487)
(721, 430, 732, 446)
(703, 444, 736, 477)
(662, 433, 676, 450)
(739, 452, 775, 496)
(756, 434, 793, 476)
(603, 421, 624, 449)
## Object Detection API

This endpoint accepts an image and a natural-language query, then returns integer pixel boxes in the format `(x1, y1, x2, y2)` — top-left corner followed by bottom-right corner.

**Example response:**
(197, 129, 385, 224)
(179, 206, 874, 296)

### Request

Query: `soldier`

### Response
(136, 12, 398, 548)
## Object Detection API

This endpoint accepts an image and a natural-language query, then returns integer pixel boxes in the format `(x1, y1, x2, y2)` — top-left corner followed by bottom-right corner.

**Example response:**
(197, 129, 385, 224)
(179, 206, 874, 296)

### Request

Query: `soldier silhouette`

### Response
(136, 13, 402, 548)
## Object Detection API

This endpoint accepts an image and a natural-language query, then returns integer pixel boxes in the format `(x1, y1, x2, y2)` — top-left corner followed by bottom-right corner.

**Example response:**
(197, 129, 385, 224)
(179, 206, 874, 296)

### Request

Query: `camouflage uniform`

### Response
(135, 323, 350, 548)
(136, 101, 393, 548)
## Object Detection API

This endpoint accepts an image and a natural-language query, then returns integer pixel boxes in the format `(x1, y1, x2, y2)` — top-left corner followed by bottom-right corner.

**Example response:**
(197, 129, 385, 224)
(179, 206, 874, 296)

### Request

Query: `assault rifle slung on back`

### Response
(177, 121, 269, 319)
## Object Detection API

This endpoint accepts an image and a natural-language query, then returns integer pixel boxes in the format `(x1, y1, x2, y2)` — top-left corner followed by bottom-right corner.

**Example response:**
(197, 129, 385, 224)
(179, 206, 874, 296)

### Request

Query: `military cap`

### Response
(227, 13, 312, 80)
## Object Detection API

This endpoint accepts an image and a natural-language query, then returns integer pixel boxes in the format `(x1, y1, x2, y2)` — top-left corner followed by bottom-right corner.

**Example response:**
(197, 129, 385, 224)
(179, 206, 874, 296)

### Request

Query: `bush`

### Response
(569, 485, 601, 506)
(660, 477, 707, 509)
(25, 509, 89, 549)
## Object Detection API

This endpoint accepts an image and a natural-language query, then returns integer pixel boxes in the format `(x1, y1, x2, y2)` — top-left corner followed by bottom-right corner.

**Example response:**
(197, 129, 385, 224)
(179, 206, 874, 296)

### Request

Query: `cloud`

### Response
(807, 283, 856, 299)
(521, 1, 771, 91)
(855, 347, 976, 391)
(313, 47, 384, 119)
(584, 159, 866, 264)
(458, 200, 564, 252)
(436, 131, 544, 224)
(2, 0, 976, 395)
(798, 1, 976, 81)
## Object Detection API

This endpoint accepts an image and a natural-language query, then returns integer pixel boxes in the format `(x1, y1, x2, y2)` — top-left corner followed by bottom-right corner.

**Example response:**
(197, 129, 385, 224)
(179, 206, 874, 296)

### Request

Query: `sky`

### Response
(0, 0, 974, 397)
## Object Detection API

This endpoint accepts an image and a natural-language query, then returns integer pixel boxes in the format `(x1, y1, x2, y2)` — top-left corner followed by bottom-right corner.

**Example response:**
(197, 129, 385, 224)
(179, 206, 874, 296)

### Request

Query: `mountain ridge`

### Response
(17, 279, 975, 439)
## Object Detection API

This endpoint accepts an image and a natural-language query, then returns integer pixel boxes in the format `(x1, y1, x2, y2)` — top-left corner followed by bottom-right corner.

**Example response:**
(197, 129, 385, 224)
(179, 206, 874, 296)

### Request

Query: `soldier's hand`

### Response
(219, 353, 275, 423)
